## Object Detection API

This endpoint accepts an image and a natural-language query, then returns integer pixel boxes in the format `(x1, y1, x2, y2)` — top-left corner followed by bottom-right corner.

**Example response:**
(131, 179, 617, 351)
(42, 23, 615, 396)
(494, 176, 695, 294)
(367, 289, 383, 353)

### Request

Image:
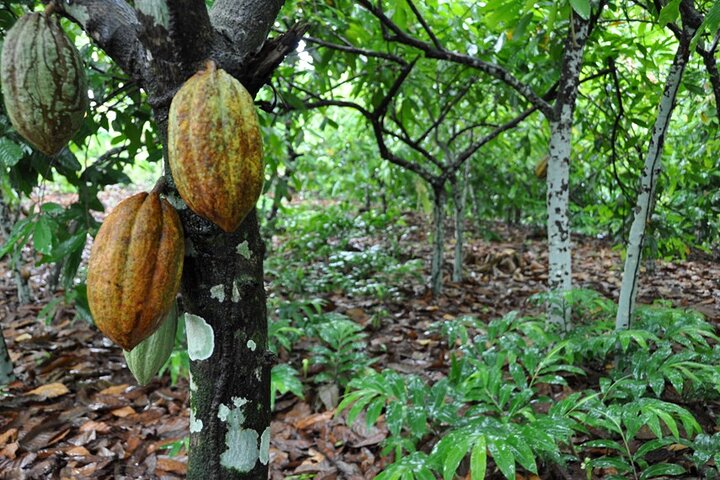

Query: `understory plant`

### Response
(338, 291, 720, 479)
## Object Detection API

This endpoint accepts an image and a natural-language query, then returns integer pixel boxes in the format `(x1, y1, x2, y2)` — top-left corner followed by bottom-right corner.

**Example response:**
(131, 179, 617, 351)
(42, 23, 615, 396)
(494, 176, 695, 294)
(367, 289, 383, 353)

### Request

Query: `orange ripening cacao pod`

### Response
(168, 60, 264, 232)
(87, 191, 184, 351)
(0, 12, 88, 155)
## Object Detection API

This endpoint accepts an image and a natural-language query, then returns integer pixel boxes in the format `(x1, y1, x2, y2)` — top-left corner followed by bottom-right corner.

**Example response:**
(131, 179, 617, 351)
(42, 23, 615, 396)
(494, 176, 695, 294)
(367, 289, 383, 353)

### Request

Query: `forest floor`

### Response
(0, 188, 718, 479)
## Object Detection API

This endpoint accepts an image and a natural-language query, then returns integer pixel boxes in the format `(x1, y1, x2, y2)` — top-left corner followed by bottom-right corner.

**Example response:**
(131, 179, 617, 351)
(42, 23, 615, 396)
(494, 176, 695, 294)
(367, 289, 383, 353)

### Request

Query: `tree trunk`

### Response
(57, 2, 298, 478)
(430, 183, 447, 296)
(452, 162, 469, 282)
(0, 195, 31, 304)
(616, 23, 696, 331)
(545, 10, 597, 330)
(0, 328, 14, 386)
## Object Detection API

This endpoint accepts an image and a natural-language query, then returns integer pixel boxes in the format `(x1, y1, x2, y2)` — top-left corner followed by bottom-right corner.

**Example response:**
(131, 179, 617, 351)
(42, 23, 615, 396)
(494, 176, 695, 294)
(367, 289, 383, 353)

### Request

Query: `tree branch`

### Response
(356, 0, 554, 118)
(165, 1, 214, 65)
(304, 35, 408, 65)
(58, 0, 146, 83)
(210, 0, 285, 58)
(442, 106, 538, 180)
(406, 0, 442, 50)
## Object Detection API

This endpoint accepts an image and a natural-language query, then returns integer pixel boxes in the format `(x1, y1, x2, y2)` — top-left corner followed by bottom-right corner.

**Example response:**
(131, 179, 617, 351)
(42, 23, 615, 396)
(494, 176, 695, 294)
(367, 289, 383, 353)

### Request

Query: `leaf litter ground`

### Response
(0, 191, 718, 479)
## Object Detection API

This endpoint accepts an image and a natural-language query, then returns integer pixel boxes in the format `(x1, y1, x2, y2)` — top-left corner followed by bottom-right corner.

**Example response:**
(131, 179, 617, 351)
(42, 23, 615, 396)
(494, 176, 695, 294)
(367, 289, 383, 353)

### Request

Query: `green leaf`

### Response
(658, 0, 681, 26)
(0, 138, 24, 167)
(639, 463, 685, 480)
(33, 218, 53, 255)
(442, 435, 470, 480)
(569, 0, 591, 20)
(691, 1, 720, 52)
(0, 217, 33, 258)
(470, 436, 487, 480)
(488, 439, 515, 479)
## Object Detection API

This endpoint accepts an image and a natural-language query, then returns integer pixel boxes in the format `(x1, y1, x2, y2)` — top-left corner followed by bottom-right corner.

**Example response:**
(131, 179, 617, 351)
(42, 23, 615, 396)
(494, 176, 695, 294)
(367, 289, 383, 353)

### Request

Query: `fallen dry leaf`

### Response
(111, 406, 136, 418)
(26, 382, 69, 399)
(98, 384, 130, 396)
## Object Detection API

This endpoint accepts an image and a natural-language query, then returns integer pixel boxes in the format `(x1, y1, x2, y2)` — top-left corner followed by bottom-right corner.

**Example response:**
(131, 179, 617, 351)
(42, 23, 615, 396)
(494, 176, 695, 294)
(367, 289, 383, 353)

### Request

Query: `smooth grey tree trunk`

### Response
(430, 184, 447, 296)
(545, 11, 595, 330)
(616, 22, 696, 330)
(0, 330, 14, 385)
(452, 162, 469, 282)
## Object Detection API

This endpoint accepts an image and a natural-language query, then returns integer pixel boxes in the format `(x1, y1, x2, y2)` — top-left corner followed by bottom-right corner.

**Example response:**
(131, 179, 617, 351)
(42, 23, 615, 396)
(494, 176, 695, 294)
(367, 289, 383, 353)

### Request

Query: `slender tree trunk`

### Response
(452, 162, 469, 282)
(616, 23, 696, 330)
(0, 329, 14, 385)
(545, 10, 597, 330)
(0, 195, 31, 304)
(430, 183, 447, 296)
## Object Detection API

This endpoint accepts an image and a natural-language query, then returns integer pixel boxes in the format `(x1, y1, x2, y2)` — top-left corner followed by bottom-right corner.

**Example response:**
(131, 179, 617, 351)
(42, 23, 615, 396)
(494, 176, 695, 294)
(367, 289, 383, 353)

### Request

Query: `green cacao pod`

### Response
(0, 12, 88, 155)
(168, 60, 264, 232)
(87, 190, 184, 351)
(123, 302, 178, 385)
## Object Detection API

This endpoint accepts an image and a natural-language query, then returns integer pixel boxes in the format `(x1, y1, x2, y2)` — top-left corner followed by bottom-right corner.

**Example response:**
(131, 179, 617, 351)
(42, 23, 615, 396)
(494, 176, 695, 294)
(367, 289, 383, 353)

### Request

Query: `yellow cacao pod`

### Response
(87, 191, 184, 351)
(168, 60, 264, 232)
(1, 12, 88, 155)
(534, 156, 548, 179)
(123, 302, 178, 385)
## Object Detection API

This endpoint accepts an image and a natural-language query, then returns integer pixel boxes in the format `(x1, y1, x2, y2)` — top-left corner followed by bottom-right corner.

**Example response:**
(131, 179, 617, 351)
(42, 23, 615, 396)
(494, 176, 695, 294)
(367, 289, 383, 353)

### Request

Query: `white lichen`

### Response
(246, 339, 256, 351)
(210, 284, 226, 303)
(185, 314, 214, 361)
(236, 241, 251, 260)
(259, 427, 271, 465)
(217, 397, 259, 473)
(232, 281, 241, 302)
(189, 409, 203, 433)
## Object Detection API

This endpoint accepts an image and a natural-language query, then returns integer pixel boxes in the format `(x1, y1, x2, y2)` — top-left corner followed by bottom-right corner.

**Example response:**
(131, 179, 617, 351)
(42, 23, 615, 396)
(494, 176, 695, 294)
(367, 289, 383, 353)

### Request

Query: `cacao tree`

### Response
(0, 1, 303, 478)
(616, 0, 718, 330)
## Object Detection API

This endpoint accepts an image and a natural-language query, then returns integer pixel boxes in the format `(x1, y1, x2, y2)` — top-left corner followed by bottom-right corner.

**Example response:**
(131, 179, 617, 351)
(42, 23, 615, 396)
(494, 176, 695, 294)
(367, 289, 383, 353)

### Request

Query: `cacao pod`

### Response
(1, 12, 88, 156)
(123, 301, 178, 385)
(534, 156, 548, 179)
(168, 60, 264, 232)
(87, 190, 184, 351)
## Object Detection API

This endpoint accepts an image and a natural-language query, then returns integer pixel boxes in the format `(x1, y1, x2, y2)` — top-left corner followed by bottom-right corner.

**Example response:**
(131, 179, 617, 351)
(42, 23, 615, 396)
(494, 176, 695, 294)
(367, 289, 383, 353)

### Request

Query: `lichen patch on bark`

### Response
(259, 427, 270, 465)
(185, 313, 214, 361)
(210, 284, 226, 303)
(217, 397, 261, 473)
(236, 240, 251, 259)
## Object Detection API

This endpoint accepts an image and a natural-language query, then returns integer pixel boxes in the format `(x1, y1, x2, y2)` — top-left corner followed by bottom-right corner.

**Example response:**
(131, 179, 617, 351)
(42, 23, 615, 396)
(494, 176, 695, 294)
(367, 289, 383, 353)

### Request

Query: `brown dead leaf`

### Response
(1, 442, 19, 459)
(26, 382, 69, 399)
(66, 445, 91, 456)
(99, 384, 130, 396)
(346, 308, 368, 324)
(111, 406, 136, 417)
(79, 420, 111, 433)
(0, 428, 18, 448)
(294, 411, 334, 430)
(14, 333, 31, 342)
(156, 456, 187, 475)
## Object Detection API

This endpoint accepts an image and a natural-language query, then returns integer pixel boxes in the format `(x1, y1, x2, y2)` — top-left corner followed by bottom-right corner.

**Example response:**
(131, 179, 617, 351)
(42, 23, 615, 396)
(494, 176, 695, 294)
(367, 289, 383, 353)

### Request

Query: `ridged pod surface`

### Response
(123, 302, 178, 385)
(168, 61, 263, 232)
(0, 12, 88, 155)
(87, 191, 184, 351)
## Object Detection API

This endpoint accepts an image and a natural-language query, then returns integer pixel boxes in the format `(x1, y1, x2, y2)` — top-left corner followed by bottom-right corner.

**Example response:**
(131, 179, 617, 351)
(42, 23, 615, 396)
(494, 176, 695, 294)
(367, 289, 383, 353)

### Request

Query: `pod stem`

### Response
(45, 2, 58, 17)
(204, 59, 217, 73)
(151, 176, 167, 195)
